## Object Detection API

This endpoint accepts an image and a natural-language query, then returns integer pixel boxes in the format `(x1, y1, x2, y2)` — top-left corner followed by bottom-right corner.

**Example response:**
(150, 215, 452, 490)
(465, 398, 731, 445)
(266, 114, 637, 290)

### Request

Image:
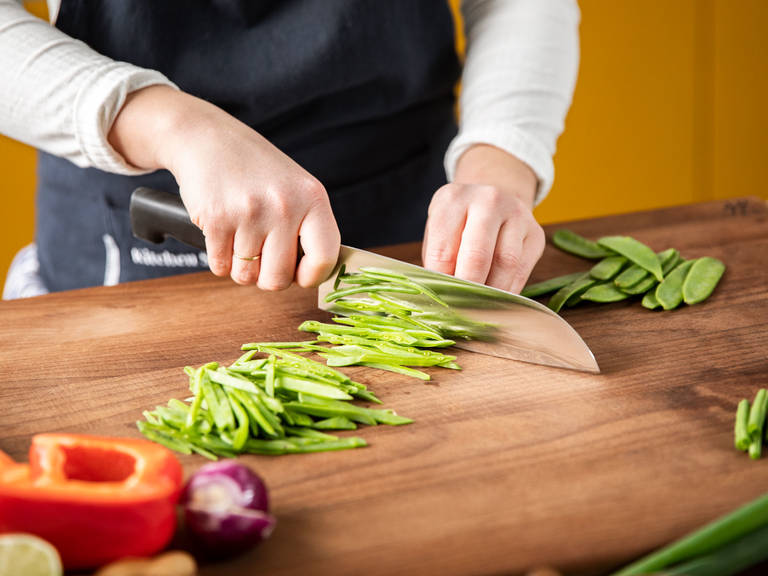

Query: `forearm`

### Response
(447, 0, 581, 202)
(0, 0, 175, 174)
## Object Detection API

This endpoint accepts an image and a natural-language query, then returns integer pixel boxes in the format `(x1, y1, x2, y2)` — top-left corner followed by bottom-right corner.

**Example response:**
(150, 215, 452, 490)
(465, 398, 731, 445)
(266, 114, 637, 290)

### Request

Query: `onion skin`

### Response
(180, 460, 276, 558)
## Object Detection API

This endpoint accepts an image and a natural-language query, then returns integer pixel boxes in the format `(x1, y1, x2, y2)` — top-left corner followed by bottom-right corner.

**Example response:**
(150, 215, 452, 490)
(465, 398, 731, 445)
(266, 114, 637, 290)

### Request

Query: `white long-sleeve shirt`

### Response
(0, 0, 580, 202)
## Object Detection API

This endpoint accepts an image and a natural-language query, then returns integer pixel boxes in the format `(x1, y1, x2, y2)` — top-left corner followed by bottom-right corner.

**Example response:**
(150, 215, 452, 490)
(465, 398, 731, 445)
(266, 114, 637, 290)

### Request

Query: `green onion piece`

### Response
(747, 389, 768, 437)
(749, 434, 762, 460)
(734, 399, 751, 451)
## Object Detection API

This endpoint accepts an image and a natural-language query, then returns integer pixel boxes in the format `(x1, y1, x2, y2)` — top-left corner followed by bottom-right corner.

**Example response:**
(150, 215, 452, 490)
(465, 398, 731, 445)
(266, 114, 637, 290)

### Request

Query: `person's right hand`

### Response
(108, 85, 340, 290)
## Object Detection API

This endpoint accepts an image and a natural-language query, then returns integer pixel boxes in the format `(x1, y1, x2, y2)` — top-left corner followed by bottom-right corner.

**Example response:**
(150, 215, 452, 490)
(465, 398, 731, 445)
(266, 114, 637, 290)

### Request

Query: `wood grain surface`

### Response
(1, 197, 767, 575)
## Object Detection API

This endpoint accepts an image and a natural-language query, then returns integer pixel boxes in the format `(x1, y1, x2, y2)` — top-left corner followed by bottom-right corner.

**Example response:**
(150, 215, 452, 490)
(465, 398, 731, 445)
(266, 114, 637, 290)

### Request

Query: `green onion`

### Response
(611, 492, 768, 575)
(734, 399, 751, 451)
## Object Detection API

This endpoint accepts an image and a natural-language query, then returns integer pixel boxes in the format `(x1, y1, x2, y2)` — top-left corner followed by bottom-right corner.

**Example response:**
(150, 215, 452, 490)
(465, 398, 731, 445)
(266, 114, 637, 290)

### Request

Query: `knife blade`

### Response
(318, 245, 599, 373)
(129, 187, 599, 373)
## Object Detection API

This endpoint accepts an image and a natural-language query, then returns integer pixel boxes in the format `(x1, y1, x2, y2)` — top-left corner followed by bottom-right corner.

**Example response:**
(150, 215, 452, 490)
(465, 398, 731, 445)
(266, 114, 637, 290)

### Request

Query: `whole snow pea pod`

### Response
(552, 229, 614, 259)
(620, 249, 680, 295)
(547, 273, 597, 313)
(655, 260, 695, 310)
(581, 282, 631, 303)
(590, 256, 628, 281)
(683, 257, 726, 305)
(597, 236, 664, 281)
(520, 271, 585, 299)
(642, 291, 662, 310)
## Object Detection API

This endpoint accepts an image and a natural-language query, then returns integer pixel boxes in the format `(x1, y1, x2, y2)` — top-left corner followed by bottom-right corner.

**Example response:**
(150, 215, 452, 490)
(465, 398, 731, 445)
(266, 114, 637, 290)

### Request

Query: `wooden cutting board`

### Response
(1, 197, 767, 575)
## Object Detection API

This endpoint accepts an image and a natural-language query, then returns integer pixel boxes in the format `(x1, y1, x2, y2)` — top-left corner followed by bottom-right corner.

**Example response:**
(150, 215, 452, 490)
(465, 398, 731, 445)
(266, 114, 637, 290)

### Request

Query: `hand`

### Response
(108, 86, 340, 290)
(422, 144, 545, 293)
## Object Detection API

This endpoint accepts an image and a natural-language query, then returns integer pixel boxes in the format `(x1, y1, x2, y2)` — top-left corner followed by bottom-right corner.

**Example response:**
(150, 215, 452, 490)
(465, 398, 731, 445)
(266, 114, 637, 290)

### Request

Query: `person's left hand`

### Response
(422, 144, 545, 294)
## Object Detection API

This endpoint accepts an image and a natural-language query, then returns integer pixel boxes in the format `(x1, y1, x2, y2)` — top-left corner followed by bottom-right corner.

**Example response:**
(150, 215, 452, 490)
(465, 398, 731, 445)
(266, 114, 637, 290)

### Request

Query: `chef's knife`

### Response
(130, 187, 600, 373)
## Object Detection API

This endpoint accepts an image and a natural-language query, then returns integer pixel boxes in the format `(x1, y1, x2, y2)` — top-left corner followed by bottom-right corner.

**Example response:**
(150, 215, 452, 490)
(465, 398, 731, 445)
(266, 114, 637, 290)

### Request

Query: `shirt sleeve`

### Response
(0, 0, 177, 175)
(446, 0, 581, 204)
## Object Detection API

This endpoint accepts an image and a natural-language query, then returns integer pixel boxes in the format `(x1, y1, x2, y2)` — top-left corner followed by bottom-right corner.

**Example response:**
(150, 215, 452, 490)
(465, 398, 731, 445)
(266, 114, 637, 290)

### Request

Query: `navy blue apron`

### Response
(36, 0, 460, 292)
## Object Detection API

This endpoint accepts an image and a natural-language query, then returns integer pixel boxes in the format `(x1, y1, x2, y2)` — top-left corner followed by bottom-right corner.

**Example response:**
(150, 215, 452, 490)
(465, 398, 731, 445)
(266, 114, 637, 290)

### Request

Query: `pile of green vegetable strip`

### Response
(138, 265, 474, 458)
(734, 389, 768, 460)
(138, 350, 413, 459)
(522, 230, 725, 313)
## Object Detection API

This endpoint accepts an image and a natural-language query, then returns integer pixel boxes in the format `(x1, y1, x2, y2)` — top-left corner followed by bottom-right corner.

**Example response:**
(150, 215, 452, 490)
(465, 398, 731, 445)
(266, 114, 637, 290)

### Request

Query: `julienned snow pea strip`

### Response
(313, 416, 358, 430)
(139, 344, 414, 458)
(597, 236, 664, 281)
(683, 257, 726, 305)
(611, 491, 768, 575)
(552, 229, 614, 259)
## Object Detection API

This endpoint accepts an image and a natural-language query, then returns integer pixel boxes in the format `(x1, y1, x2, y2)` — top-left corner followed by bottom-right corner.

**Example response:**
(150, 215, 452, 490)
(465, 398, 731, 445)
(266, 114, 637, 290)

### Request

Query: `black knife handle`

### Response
(130, 187, 206, 251)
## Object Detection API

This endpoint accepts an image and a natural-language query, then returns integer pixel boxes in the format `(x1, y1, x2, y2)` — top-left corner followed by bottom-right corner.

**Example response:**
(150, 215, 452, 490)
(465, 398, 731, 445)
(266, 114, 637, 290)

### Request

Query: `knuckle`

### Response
(529, 225, 546, 255)
(429, 184, 460, 212)
(258, 275, 292, 292)
(480, 185, 503, 206)
(492, 249, 523, 271)
(208, 258, 230, 276)
(231, 265, 259, 286)
(267, 190, 294, 221)
(238, 198, 261, 222)
(461, 245, 494, 267)
(424, 245, 456, 267)
(300, 176, 328, 204)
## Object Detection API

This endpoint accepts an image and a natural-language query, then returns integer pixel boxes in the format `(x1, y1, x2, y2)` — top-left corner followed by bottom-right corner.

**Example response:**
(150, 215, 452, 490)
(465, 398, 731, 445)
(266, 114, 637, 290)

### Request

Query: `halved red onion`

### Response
(180, 460, 276, 558)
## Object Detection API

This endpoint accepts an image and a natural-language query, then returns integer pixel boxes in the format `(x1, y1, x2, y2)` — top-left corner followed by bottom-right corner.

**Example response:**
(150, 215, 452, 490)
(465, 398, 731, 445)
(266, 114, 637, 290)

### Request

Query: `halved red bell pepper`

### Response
(0, 434, 183, 569)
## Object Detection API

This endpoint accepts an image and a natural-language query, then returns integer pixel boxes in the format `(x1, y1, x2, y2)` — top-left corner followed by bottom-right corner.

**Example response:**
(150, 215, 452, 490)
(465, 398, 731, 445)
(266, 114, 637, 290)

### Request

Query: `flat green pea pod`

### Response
(581, 282, 630, 303)
(548, 273, 597, 313)
(521, 271, 585, 299)
(590, 256, 628, 281)
(621, 249, 681, 295)
(683, 257, 725, 305)
(616, 248, 679, 290)
(552, 229, 614, 259)
(613, 264, 648, 290)
(642, 291, 662, 310)
(597, 236, 664, 281)
(655, 260, 695, 310)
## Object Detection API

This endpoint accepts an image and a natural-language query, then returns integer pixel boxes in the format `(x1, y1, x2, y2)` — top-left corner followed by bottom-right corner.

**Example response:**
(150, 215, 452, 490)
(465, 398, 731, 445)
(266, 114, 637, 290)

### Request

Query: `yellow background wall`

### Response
(1, 1, 766, 289)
